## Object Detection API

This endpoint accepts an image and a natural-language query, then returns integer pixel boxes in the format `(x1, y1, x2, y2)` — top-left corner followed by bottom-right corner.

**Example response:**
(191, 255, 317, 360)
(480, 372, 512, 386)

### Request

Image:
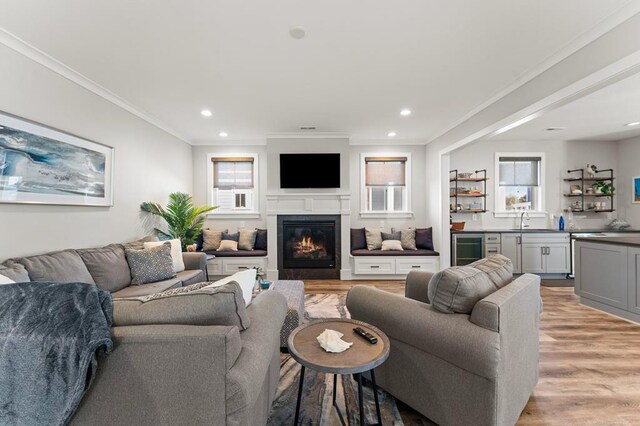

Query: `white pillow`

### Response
(381, 240, 403, 251)
(204, 268, 257, 306)
(0, 273, 15, 285)
(143, 239, 185, 273)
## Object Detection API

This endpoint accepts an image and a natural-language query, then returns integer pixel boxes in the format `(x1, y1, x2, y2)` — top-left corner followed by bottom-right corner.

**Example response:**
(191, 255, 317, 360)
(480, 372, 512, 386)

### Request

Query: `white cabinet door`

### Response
(545, 243, 570, 274)
(500, 234, 521, 274)
(522, 243, 545, 273)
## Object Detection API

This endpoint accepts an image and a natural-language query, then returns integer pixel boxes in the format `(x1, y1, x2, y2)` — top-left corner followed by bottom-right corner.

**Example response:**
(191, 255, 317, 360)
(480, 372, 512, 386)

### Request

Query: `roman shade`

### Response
(212, 157, 254, 190)
(498, 157, 540, 187)
(365, 157, 407, 187)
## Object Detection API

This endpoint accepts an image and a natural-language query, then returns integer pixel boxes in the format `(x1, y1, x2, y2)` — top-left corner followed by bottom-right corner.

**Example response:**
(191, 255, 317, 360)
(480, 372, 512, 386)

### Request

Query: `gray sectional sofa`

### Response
(2, 238, 288, 425)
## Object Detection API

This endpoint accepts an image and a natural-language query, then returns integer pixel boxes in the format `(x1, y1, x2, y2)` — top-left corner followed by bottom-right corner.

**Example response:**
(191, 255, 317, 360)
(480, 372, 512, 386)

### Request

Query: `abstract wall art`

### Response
(0, 111, 113, 206)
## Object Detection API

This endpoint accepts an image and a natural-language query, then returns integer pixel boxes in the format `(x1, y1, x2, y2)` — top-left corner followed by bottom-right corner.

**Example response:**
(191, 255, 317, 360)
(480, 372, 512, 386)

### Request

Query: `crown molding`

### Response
(190, 138, 267, 146)
(425, 2, 640, 145)
(0, 27, 192, 145)
(349, 138, 425, 146)
(267, 132, 350, 139)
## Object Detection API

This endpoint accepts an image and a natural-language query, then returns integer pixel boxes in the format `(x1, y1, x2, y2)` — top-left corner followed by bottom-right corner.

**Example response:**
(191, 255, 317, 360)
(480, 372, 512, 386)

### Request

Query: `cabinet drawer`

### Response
(354, 258, 395, 275)
(485, 233, 501, 244)
(395, 258, 439, 275)
(222, 259, 265, 275)
(206, 259, 222, 278)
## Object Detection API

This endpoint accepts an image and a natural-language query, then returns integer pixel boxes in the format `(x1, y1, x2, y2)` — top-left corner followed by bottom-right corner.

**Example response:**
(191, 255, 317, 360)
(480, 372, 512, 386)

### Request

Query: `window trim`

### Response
(494, 152, 546, 218)
(360, 152, 414, 218)
(207, 153, 260, 218)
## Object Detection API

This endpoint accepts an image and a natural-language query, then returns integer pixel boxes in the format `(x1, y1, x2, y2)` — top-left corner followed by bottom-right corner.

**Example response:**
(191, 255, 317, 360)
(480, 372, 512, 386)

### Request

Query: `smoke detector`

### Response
(289, 26, 306, 40)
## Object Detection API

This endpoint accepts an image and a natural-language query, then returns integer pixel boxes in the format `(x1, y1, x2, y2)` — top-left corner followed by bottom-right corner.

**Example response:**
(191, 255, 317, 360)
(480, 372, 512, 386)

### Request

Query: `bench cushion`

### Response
(203, 249, 267, 257)
(351, 249, 439, 257)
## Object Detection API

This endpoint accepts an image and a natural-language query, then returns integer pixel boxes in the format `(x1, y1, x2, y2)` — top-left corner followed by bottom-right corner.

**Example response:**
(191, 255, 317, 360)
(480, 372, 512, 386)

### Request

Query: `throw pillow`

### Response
(381, 230, 401, 241)
(238, 229, 258, 251)
(365, 228, 383, 251)
(400, 228, 418, 250)
(428, 266, 498, 314)
(122, 235, 159, 250)
(0, 261, 30, 283)
(112, 282, 250, 330)
(217, 240, 238, 251)
(204, 268, 257, 306)
(77, 244, 131, 292)
(222, 232, 239, 242)
(415, 227, 434, 250)
(0, 273, 15, 285)
(144, 239, 185, 273)
(470, 254, 513, 288)
(15, 250, 96, 284)
(381, 240, 403, 251)
(350, 228, 367, 251)
(202, 229, 227, 251)
(254, 229, 268, 250)
(126, 243, 176, 285)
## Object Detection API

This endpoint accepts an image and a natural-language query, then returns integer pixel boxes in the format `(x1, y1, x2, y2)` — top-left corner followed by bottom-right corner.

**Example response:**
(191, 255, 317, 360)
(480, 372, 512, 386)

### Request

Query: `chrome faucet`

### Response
(519, 210, 530, 231)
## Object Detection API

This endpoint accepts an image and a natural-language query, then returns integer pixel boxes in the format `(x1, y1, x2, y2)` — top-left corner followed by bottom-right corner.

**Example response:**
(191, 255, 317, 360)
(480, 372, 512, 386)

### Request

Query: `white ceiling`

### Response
(490, 70, 640, 142)
(0, 0, 635, 144)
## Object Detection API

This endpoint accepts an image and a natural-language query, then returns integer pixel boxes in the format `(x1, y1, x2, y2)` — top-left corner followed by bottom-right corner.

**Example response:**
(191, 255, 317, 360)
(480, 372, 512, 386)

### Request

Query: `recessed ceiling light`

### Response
(400, 109, 412, 116)
(289, 26, 306, 39)
(201, 109, 212, 117)
(387, 131, 397, 137)
(300, 126, 316, 130)
(545, 127, 566, 131)
(219, 131, 228, 137)
(626, 121, 640, 127)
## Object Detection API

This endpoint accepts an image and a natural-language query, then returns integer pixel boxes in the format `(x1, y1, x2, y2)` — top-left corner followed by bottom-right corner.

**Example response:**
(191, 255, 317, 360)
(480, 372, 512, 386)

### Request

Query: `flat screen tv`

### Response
(280, 153, 341, 188)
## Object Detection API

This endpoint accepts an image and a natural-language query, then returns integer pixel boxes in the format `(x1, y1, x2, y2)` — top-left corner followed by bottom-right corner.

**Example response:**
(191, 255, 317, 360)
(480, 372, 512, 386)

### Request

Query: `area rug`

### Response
(267, 294, 435, 425)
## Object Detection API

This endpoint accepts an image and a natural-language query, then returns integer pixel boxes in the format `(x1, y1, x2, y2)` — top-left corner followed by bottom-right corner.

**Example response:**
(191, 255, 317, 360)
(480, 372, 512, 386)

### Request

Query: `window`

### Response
(208, 155, 258, 215)
(495, 153, 544, 214)
(361, 154, 411, 215)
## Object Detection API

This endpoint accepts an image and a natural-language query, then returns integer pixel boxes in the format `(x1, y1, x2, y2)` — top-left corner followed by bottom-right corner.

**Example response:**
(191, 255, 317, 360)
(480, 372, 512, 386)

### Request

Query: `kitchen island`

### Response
(574, 236, 640, 323)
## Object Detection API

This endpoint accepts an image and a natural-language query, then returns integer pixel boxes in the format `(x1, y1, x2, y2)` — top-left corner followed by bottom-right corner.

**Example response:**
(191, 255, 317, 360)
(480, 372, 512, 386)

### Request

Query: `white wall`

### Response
(0, 44, 192, 260)
(190, 140, 429, 236)
(449, 139, 618, 230)
(616, 136, 640, 227)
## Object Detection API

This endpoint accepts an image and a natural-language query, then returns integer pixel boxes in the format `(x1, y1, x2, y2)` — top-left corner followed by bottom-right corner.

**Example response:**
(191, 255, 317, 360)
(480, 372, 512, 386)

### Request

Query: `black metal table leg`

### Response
(294, 365, 305, 425)
(370, 369, 382, 425)
(333, 374, 347, 426)
(357, 372, 365, 426)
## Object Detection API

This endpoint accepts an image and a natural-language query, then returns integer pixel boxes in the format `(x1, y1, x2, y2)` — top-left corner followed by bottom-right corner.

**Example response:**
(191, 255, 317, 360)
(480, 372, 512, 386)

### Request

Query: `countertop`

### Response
(451, 228, 640, 234)
(573, 236, 640, 247)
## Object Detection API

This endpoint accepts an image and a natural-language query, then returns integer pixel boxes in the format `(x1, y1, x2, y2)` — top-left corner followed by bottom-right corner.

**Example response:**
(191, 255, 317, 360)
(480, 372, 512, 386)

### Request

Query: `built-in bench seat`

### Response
(350, 227, 440, 277)
(198, 229, 268, 278)
(351, 248, 439, 257)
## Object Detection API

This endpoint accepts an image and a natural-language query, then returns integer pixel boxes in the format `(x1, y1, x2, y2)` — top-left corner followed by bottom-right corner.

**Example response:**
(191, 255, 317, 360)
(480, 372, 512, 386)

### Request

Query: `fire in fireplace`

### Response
(282, 220, 336, 269)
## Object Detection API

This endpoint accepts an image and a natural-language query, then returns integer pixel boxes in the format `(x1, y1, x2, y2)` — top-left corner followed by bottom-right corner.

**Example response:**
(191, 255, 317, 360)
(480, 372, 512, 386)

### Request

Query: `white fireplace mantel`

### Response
(265, 192, 352, 280)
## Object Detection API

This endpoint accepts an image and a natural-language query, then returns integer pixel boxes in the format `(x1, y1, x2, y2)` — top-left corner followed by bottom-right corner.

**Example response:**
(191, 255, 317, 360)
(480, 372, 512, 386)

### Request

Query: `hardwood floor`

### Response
(303, 279, 640, 425)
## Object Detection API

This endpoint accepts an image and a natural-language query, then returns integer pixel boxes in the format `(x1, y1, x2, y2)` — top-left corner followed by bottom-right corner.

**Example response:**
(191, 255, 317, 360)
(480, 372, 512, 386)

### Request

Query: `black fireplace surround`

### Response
(277, 215, 341, 279)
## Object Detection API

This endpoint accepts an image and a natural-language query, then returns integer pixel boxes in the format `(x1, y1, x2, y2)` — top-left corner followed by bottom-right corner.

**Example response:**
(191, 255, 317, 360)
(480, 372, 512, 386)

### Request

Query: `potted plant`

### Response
(140, 192, 216, 250)
(592, 181, 615, 196)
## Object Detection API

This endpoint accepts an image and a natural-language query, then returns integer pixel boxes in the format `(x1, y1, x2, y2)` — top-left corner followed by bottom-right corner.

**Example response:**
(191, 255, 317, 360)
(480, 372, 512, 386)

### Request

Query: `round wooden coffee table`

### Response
(288, 318, 390, 426)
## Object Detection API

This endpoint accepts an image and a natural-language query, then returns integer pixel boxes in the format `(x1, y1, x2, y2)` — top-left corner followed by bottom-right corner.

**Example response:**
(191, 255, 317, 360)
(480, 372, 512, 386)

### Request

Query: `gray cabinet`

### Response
(520, 233, 570, 274)
(500, 234, 521, 274)
(628, 248, 640, 315)
(575, 241, 628, 310)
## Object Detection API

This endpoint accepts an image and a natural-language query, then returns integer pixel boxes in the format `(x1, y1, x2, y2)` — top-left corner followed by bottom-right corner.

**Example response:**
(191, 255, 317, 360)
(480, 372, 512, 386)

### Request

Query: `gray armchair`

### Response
(346, 270, 541, 426)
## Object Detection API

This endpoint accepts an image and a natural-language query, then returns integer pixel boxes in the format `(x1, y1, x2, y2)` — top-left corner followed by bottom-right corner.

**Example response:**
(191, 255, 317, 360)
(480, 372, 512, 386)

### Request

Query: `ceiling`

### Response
(0, 0, 635, 144)
(490, 70, 640, 142)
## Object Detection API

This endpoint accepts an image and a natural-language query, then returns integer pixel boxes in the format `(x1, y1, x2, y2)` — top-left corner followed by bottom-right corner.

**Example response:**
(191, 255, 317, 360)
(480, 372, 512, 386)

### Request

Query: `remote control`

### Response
(353, 327, 378, 344)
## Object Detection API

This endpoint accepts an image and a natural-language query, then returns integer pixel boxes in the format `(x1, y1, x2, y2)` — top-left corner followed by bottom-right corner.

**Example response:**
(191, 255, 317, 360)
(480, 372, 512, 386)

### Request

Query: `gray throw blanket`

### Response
(0, 282, 113, 425)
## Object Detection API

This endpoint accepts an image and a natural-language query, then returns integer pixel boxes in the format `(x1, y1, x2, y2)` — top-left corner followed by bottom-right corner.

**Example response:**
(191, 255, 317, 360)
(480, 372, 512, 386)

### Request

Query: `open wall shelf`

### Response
(450, 169, 488, 214)
(564, 168, 615, 213)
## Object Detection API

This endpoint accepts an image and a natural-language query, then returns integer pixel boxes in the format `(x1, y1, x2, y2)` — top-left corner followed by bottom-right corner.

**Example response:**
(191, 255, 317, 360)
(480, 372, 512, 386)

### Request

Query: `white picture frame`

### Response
(0, 111, 114, 206)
